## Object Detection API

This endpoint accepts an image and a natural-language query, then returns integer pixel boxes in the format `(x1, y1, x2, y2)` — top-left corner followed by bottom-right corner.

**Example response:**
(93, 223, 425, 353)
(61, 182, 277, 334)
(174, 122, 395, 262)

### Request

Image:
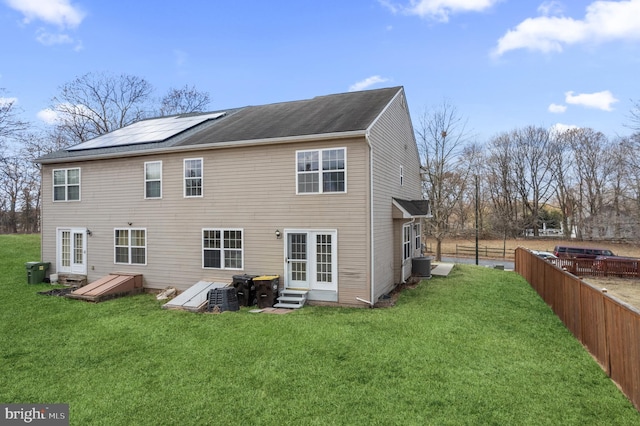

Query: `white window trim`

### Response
(295, 147, 347, 195)
(403, 224, 411, 261)
(114, 228, 147, 265)
(52, 168, 81, 202)
(202, 228, 244, 270)
(414, 222, 421, 254)
(184, 158, 203, 198)
(144, 161, 162, 199)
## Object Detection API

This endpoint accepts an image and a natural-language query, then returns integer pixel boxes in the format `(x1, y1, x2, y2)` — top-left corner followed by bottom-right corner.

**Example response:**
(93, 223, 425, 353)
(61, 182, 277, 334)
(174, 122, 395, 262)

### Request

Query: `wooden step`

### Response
(279, 289, 308, 295)
(274, 289, 308, 309)
(57, 274, 87, 287)
(274, 302, 305, 309)
(277, 296, 306, 303)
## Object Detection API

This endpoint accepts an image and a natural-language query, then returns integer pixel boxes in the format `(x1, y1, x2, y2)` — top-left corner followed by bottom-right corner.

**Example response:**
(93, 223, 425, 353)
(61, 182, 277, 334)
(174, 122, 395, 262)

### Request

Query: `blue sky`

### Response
(1, 0, 639, 142)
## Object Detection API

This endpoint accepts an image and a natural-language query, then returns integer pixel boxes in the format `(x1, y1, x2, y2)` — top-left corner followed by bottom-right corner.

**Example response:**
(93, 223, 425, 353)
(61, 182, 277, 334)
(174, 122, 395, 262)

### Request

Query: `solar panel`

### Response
(67, 112, 226, 151)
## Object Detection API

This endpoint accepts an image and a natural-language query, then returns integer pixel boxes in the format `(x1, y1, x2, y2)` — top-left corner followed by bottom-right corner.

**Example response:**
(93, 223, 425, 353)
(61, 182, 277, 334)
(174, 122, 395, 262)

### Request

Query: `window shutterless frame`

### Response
(202, 228, 244, 270)
(295, 148, 346, 194)
(114, 228, 147, 265)
(144, 161, 162, 199)
(52, 168, 81, 202)
(403, 224, 411, 261)
(184, 158, 203, 198)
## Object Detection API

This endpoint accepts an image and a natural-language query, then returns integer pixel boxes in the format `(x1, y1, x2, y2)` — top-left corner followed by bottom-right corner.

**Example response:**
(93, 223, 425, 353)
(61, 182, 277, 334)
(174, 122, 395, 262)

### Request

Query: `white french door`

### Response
(285, 230, 337, 292)
(57, 228, 87, 275)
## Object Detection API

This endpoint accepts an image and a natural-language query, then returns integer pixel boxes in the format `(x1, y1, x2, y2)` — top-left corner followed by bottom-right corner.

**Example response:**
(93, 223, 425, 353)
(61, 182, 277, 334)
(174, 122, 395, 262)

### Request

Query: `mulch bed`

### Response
(37, 288, 75, 297)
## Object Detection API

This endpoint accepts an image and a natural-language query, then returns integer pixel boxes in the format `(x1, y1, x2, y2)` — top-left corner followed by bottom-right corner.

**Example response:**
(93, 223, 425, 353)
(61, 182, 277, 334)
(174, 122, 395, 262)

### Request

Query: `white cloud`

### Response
(548, 103, 567, 113)
(37, 108, 59, 124)
(550, 123, 579, 135)
(34, 28, 83, 50)
(5, 0, 85, 29)
(565, 90, 618, 111)
(380, 0, 502, 22)
(537, 1, 564, 17)
(493, 0, 640, 56)
(36, 28, 73, 45)
(349, 76, 390, 92)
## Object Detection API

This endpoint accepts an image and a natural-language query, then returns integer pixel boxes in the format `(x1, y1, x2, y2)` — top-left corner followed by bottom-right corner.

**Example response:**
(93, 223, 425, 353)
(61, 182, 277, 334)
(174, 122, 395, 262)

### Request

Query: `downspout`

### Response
(360, 132, 375, 307)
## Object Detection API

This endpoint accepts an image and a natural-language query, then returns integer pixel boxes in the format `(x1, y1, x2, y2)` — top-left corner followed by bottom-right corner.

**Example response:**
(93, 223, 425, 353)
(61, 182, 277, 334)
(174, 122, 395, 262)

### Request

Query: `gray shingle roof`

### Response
(176, 86, 402, 146)
(393, 198, 431, 217)
(37, 86, 403, 163)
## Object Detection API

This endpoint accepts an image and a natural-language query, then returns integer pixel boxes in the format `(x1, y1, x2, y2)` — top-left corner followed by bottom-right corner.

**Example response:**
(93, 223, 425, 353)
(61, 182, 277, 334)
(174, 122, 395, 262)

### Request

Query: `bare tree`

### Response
(563, 128, 611, 239)
(486, 132, 520, 241)
(629, 99, 640, 132)
(417, 101, 471, 261)
(0, 156, 27, 233)
(158, 84, 211, 116)
(0, 89, 27, 141)
(50, 72, 154, 144)
(550, 130, 578, 238)
(511, 126, 555, 236)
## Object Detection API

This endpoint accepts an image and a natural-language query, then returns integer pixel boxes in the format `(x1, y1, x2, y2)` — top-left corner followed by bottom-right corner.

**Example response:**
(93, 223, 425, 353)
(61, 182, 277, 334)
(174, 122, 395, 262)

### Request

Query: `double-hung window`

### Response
(203, 229, 243, 269)
(53, 168, 80, 201)
(414, 223, 421, 253)
(296, 148, 346, 194)
(184, 158, 203, 197)
(114, 228, 147, 265)
(145, 161, 162, 199)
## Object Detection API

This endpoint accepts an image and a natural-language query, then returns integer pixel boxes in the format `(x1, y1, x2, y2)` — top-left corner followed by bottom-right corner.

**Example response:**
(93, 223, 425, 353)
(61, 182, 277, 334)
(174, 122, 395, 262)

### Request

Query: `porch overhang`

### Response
(392, 198, 432, 219)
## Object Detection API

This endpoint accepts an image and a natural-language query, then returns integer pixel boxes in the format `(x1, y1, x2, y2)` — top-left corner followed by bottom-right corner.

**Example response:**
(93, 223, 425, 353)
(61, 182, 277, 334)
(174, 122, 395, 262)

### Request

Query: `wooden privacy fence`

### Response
(515, 248, 640, 411)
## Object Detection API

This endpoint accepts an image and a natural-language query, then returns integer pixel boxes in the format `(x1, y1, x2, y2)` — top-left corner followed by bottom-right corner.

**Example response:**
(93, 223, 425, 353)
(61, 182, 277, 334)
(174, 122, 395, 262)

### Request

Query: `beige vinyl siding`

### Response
(41, 137, 370, 305)
(368, 89, 423, 299)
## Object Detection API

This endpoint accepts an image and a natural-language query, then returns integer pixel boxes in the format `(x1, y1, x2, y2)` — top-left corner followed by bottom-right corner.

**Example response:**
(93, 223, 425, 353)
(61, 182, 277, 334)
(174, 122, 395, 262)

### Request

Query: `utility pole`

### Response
(475, 174, 479, 266)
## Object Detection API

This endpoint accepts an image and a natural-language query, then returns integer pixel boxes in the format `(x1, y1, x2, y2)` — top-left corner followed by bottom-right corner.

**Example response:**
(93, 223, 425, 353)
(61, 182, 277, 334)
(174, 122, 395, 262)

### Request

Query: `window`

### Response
(53, 168, 80, 201)
(296, 148, 346, 194)
(414, 223, 421, 253)
(114, 228, 146, 265)
(400, 166, 404, 186)
(184, 158, 203, 197)
(403, 224, 411, 261)
(145, 161, 162, 198)
(203, 229, 243, 269)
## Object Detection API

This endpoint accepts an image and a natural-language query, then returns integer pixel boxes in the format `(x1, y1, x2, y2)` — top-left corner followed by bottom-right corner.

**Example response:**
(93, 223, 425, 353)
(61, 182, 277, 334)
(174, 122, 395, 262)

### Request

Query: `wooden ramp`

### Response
(162, 281, 228, 312)
(66, 273, 143, 302)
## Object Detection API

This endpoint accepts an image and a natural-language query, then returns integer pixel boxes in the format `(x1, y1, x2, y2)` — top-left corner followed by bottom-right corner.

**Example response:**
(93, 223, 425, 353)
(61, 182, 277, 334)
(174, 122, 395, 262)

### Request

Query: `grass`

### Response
(1, 234, 639, 425)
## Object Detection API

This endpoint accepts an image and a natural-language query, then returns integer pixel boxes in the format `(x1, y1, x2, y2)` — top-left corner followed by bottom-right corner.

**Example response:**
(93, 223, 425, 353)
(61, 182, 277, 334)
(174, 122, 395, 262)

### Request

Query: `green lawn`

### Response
(1, 234, 638, 425)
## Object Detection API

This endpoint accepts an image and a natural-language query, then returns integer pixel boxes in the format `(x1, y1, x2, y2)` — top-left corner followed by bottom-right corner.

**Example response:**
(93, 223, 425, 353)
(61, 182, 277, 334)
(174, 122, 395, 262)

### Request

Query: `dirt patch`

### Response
(582, 276, 640, 310)
(374, 277, 422, 308)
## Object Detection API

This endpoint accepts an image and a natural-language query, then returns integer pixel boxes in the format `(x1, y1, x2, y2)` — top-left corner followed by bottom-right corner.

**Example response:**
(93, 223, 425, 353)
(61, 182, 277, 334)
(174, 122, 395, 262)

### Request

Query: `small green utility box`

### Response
(25, 262, 50, 284)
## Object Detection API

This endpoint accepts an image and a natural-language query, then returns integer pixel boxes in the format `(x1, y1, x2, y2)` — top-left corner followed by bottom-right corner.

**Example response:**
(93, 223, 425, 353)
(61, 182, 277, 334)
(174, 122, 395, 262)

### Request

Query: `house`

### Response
(36, 86, 430, 307)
